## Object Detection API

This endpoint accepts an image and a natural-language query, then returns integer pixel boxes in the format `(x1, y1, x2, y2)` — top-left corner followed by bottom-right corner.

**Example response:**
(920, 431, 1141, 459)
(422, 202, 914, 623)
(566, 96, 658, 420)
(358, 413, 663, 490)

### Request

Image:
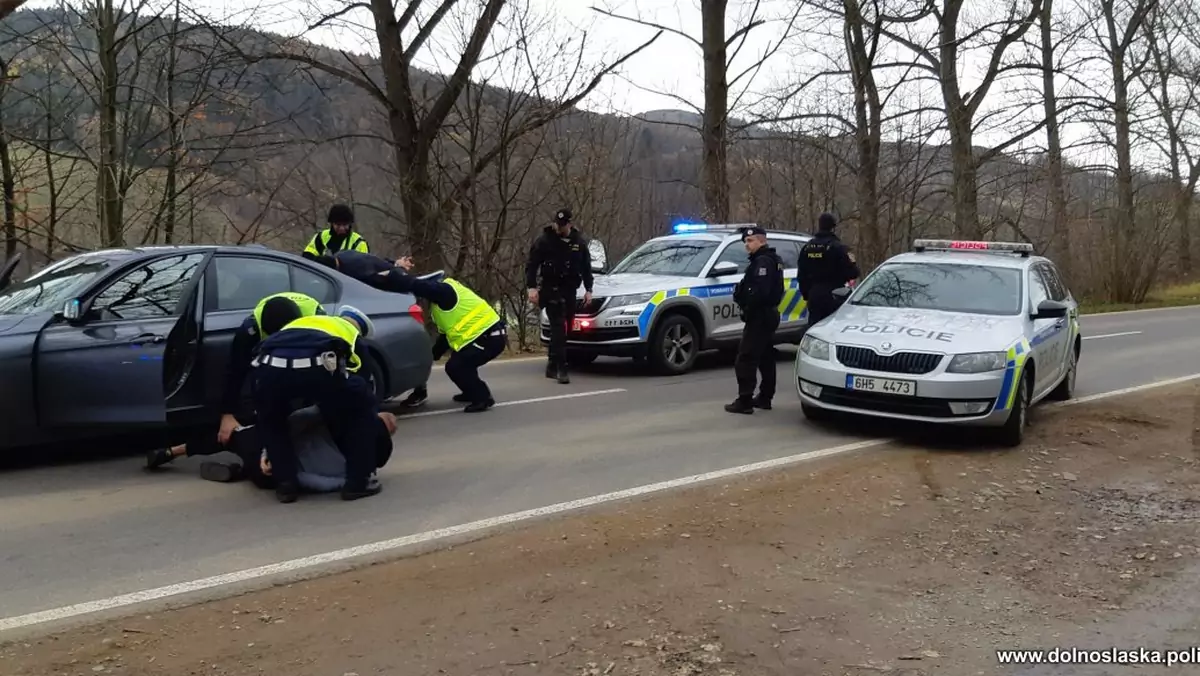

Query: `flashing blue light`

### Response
(672, 222, 708, 233)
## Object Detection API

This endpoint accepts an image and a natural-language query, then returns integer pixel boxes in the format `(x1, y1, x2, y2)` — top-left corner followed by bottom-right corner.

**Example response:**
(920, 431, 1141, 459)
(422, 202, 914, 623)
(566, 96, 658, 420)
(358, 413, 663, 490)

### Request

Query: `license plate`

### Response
(845, 374, 916, 396)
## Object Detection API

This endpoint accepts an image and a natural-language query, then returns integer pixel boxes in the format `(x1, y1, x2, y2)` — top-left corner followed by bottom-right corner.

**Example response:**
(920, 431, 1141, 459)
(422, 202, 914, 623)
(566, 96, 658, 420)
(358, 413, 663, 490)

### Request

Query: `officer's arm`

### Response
(351, 337, 379, 394)
(580, 237, 594, 292)
(837, 244, 861, 283)
(301, 233, 322, 260)
(221, 317, 260, 415)
(524, 239, 543, 290)
(431, 333, 450, 361)
(385, 274, 456, 310)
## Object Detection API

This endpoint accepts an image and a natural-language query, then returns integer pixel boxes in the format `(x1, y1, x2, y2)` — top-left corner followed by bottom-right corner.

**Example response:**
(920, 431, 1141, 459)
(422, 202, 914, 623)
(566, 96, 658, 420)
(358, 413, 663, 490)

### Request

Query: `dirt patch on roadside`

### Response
(4, 385, 1199, 676)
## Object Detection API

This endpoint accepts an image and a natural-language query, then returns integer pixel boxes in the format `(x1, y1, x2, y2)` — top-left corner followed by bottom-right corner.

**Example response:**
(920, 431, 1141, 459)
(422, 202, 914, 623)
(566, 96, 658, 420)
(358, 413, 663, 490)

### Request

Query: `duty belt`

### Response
(254, 351, 343, 373)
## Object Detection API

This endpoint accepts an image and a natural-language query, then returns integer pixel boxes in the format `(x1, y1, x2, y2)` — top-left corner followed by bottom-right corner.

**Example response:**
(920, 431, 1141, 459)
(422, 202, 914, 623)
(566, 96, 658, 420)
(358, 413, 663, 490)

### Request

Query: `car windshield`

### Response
(849, 262, 1023, 316)
(0, 260, 111, 316)
(610, 239, 718, 277)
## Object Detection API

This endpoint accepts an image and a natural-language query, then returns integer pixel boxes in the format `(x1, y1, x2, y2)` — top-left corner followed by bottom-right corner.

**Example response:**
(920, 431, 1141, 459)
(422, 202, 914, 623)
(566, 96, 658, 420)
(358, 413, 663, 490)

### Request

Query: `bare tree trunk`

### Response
(96, 0, 122, 247)
(0, 56, 15, 260)
(844, 0, 883, 267)
(163, 0, 181, 244)
(701, 0, 730, 222)
(1040, 0, 1071, 282)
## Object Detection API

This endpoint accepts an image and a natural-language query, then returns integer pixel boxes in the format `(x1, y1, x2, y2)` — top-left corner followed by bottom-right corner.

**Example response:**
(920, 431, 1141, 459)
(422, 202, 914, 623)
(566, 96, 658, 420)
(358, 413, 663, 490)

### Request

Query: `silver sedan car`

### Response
(795, 239, 1081, 446)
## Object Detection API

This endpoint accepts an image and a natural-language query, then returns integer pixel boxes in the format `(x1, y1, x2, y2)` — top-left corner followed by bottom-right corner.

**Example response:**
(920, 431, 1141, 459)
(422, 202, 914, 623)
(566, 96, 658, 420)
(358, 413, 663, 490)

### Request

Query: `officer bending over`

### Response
(253, 303, 382, 503)
(726, 226, 785, 415)
(146, 292, 326, 478)
(525, 208, 593, 384)
(798, 212, 860, 326)
(379, 273, 507, 413)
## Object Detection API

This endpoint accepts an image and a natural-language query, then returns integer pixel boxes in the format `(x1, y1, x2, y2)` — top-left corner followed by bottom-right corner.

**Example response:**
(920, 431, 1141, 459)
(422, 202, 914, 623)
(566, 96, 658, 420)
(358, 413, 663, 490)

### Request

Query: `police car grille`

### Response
(577, 296, 606, 315)
(835, 346, 942, 374)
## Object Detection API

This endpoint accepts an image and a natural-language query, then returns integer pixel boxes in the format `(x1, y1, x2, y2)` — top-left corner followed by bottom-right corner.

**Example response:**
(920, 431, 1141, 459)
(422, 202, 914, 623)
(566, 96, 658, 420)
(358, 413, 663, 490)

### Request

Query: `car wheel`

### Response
(363, 353, 388, 405)
(996, 369, 1031, 447)
(1047, 343, 1077, 401)
(648, 314, 699, 375)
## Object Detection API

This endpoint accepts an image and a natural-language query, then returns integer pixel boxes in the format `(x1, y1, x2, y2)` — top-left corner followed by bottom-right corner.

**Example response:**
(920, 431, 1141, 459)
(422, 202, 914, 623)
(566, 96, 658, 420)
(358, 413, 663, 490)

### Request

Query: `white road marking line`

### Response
(399, 388, 627, 419)
(2, 373, 1197, 634)
(1082, 331, 1142, 340)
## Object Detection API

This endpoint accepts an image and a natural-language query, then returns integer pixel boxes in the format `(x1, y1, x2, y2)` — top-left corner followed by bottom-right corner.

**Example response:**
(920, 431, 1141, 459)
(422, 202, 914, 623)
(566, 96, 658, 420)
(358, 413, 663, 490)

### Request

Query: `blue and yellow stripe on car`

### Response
(779, 278, 807, 322)
(993, 338, 1031, 412)
(637, 288, 691, 337)
(635, 278, 807, 338)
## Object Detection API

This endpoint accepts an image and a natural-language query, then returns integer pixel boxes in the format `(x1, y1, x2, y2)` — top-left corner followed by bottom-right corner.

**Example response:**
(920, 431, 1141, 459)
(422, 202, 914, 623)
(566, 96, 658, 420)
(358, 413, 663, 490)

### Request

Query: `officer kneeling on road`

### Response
(798, 212, 860, 326)
(146, 292, 326, 480)
(726, 226, 785, 415)
(253, 302, 383, 503)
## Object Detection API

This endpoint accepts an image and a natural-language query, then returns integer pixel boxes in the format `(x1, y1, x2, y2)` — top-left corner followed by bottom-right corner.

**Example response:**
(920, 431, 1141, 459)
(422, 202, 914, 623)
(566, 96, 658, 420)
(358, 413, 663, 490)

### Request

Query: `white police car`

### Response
(541, 223, 813, 374)
(795, 239, 1081, 446)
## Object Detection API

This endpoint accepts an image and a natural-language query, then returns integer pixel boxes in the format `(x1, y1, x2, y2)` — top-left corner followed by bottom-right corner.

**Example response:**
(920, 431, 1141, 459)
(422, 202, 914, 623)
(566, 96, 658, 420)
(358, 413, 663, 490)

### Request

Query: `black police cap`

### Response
(740, 226, 767, 240)
(554, 208, 572, 225)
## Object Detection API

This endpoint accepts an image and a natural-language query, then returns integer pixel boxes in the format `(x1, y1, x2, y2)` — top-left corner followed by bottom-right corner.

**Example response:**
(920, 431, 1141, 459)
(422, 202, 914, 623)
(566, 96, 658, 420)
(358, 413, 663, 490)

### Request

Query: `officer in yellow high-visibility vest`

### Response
(146, 292, 326, 476)
(253, 305, 382, 503)
(376, 272, 507, 413)
(301, 204, 370, 260)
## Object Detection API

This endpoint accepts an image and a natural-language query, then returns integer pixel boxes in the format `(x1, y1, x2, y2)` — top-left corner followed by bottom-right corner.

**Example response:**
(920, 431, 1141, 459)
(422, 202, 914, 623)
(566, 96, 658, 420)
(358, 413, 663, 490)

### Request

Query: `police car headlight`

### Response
(800, 334, 830, 360)
(608, 292, 654, 309)
(946, 352, 1006, 373)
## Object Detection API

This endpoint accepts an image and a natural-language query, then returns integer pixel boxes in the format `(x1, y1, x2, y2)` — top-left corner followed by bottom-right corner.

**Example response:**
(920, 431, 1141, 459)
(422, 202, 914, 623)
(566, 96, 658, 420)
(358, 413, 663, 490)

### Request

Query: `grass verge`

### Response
(1080, 281, 1200, 314)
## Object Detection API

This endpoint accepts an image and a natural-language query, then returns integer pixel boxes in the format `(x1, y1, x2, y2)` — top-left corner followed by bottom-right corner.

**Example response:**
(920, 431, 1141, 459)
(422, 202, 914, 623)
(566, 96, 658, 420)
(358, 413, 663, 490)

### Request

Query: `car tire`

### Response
(996, 369, 1031, 447)
(1047, 343, 1077, 401)
(648, 313, 699, 375)
(363, 352, 388, 405)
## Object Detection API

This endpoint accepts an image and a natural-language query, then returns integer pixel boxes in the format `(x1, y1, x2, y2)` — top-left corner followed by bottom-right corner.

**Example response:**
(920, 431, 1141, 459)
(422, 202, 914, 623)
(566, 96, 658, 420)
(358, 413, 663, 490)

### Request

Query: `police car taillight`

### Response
(407, 303, 424, 325)
(912, 239, 1033, 256)
(572, 318, 593, 331)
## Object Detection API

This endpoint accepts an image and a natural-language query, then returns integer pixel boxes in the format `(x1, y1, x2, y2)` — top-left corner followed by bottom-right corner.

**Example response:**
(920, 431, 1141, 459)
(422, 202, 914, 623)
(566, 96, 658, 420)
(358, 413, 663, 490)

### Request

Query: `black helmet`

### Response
(327, 203, 354, 225)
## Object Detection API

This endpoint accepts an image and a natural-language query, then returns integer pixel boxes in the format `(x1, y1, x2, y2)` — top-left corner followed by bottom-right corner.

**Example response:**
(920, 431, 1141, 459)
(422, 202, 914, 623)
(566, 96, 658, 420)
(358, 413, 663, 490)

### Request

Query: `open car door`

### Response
(0, 251, 21, 291)
(35, 251, 213, 428)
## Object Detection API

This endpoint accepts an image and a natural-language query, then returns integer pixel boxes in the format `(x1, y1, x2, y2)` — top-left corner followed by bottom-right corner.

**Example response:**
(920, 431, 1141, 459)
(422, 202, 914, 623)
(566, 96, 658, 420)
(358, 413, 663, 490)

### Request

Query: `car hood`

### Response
(813, 305, 1023, 353)
(591, 273, 696, 296)
(0, 313, 49, 336)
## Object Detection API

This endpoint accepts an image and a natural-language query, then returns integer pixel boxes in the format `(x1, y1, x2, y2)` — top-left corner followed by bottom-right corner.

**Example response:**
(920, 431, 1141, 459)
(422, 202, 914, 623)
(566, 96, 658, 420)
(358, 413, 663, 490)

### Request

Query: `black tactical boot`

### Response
(557, 365, 570, 384)
(724, 398, 754, 414)
(752, 396, 773, 410)
(275, 480, 300, 504)
(341, 477, 382, 501)
(545, 360, 557, 379)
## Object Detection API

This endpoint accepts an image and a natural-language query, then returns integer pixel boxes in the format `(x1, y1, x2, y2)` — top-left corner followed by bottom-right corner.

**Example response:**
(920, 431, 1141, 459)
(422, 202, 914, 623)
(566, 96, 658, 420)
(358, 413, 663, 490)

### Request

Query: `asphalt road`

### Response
(0, 306, 1196, 629)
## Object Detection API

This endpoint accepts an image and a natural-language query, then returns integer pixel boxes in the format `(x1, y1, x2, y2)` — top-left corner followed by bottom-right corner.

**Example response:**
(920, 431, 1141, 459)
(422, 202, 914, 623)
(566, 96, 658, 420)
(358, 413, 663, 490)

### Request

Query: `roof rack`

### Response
(912, 239, 1033, 257)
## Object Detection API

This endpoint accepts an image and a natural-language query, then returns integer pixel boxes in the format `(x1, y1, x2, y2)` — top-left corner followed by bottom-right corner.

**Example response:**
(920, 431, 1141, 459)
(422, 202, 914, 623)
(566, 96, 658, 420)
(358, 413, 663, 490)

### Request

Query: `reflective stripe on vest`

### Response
(279, 315, 363, 372)
(430, 278, 501, 352)
(251, 292, 324, 336)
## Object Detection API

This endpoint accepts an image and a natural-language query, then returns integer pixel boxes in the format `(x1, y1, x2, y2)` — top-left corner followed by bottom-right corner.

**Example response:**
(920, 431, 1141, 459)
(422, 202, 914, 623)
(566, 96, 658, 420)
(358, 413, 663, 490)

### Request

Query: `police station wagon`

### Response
(795, 239, 1081, 446)
(540, 223, 813, 375)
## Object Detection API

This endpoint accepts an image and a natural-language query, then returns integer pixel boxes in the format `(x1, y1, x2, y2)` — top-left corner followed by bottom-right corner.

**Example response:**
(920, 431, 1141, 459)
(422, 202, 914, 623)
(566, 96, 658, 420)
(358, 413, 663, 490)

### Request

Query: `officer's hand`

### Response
(396, 255, 414, 271)
(583, 291, 592, 305)
(260, 454, 272, 477)
(378, 411, 397, 435)
(527, 288, 538, 305)
(217, 414, 239, 446)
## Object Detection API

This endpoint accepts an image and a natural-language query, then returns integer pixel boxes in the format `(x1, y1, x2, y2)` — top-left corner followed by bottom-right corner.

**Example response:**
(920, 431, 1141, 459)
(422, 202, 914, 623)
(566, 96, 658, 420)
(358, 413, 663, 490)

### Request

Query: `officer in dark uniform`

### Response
(253, 304, 382, 503)
(525, 208, 594, 384)
(798, 212, 860, 326)
(145, 292, 326, 481)
(301, 203, 371, 260)
(726, 226, 785, 415)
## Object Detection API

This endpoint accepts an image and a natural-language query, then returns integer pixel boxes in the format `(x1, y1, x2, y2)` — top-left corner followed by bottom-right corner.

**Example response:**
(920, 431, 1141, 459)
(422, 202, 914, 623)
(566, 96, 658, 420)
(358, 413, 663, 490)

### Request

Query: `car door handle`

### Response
(130, 333, 166, 344)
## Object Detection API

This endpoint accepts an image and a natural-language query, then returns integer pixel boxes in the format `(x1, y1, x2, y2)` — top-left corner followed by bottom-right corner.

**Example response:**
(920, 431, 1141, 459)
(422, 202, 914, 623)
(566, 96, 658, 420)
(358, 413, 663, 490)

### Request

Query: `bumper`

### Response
(794, 349, 1013, 426)
(539, 323, 647, 357)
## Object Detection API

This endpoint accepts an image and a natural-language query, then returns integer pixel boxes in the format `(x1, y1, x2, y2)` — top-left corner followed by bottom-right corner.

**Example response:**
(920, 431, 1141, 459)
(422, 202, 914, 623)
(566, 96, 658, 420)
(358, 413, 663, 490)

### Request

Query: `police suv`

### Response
(540, 223, 813, 375)
(794, 239, 1081, 446)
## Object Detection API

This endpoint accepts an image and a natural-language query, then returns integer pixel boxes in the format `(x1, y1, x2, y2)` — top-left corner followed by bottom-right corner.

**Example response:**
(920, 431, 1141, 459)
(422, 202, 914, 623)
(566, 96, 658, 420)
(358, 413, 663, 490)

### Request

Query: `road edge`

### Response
(2, 372, 1198, 642)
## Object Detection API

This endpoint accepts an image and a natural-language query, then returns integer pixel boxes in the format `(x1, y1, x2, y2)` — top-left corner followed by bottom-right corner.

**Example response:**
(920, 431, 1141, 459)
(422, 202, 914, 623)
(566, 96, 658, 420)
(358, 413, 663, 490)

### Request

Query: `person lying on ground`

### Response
(258, 407, 397, 493)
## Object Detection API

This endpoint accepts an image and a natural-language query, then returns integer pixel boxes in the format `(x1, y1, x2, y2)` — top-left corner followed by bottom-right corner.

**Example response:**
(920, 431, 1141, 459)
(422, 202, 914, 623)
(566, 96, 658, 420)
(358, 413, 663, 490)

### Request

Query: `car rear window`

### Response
(849, 262, 1023, 316)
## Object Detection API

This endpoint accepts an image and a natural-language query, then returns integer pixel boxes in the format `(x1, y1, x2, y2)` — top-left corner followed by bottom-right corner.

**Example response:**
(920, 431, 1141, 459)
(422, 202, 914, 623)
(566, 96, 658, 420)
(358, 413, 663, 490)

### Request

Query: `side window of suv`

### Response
(1038, 263, 1068, 302)
(771, 239, 801, 269)
(89, 253, 207, 321)
(713, 242, 751, 275)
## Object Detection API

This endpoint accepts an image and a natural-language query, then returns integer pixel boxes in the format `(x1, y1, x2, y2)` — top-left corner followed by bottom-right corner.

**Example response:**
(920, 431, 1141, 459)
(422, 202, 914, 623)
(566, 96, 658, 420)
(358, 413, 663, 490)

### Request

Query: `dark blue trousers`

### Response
(252, 365, 378, 489)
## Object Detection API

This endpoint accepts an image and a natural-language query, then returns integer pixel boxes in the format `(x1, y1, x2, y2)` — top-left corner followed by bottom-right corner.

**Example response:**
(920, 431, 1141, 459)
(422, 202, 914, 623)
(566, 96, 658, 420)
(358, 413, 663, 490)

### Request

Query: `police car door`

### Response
(773, 238, 803, 331)
(1025, 265, 1066, 394)
(706, 241, 750, 340)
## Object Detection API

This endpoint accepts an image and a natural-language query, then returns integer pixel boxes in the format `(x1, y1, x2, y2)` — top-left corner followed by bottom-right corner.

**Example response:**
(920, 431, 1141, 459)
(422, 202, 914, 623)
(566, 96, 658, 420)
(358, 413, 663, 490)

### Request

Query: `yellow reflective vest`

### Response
(430, 278, 501, 351)
(251, 292, 324, 336)
(278, 315, 365, 373)
(303, 229, 369, 257)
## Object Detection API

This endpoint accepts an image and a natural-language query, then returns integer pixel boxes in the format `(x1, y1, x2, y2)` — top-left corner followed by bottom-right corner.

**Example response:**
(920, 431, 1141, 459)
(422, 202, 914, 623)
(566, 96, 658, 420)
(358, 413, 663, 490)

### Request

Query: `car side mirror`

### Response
(831, 286, 852, 301)
(708, 261, 739, 277)
(1031, 299, 1068, 320)
(589, 239, 607, 274)
(61, 298, 83, 322)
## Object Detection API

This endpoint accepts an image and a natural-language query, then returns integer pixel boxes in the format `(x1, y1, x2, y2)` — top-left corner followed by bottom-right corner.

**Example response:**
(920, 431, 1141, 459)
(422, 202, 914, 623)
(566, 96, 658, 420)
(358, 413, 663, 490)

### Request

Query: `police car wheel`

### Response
(1047, 344, 1077, 401)
(649, 314, 699, 375)
(363, 355, 388, 404)
(996, 370, 1030, 448)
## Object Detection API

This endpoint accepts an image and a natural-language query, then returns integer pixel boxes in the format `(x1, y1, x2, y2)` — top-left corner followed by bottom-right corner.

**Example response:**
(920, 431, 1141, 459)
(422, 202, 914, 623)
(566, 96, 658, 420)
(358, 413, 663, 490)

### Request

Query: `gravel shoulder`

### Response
(4, 384, 1200, 676)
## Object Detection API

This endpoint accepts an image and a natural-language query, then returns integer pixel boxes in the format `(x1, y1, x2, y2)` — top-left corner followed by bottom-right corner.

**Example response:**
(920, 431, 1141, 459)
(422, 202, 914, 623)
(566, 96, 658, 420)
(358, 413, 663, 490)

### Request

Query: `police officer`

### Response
(301, 203, 370, 260)
(313, 249, 412, 292)
(725, 226, 785, 415)
(525, 208, 593, 384)
(145, 292, 326, 478)
(253, 303, 382, 503)
(798, 212, 860, 326)
(365, 271, 507, 413)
